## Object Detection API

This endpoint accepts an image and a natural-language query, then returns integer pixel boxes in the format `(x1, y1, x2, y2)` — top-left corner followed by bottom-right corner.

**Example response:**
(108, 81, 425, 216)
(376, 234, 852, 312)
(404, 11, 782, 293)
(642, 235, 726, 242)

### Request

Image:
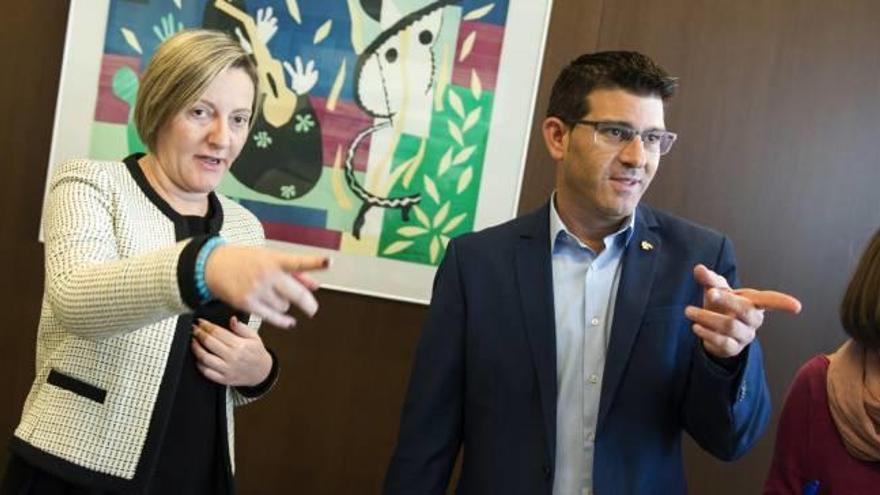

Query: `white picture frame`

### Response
(46, 0, 553, 304)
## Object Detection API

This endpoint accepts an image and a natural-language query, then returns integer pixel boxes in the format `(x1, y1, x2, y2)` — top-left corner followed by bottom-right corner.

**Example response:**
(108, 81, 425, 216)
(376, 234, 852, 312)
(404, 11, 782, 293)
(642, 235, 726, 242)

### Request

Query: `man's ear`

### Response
(542, 116, 569, 161)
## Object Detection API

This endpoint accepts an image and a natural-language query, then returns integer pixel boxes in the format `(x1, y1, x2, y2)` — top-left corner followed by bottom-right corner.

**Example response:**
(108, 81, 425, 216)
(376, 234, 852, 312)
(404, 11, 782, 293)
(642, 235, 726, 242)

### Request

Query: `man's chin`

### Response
(600, 201, 639, 220)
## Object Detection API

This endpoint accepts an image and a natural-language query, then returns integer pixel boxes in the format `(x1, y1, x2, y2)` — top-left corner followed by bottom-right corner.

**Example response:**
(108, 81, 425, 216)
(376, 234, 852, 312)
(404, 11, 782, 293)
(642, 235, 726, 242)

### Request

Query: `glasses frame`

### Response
(570, 119, 678, 156)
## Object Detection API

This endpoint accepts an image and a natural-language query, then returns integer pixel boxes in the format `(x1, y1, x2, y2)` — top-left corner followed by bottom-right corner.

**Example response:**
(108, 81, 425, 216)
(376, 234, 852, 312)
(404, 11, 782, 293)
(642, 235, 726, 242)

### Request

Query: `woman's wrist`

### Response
(194, 236, 226, 303)
(237, 348, 279, 396)
(251, 347, 273, 386)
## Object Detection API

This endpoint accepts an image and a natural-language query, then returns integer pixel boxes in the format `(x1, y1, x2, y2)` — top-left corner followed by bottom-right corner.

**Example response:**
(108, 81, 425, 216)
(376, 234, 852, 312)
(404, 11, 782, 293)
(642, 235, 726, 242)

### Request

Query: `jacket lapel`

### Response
(515, 204, 558, 462)
(598, 205, 661, 427)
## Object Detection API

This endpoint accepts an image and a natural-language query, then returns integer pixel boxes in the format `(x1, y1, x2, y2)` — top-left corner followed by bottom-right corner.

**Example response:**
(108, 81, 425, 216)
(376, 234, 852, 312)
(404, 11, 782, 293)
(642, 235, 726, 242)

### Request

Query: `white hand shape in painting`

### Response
(284, 56, 319, 95)
(234, 7, 278, 54)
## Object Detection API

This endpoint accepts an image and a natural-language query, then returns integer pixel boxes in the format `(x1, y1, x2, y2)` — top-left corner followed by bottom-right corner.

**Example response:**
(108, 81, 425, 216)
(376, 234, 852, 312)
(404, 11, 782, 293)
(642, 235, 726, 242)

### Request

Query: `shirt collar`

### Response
(549, 192, 636, 253)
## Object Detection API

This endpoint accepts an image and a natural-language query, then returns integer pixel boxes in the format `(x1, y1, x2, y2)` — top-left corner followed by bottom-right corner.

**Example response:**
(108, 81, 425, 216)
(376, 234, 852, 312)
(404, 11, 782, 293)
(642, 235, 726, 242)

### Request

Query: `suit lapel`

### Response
(515, 204, 558, 462)
(598, 205, 661, 427)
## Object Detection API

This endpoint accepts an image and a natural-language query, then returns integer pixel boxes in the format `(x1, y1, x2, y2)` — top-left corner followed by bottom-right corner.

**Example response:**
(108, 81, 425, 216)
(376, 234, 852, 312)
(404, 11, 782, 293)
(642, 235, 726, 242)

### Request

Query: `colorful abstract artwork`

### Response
(49, 0, 551, 302)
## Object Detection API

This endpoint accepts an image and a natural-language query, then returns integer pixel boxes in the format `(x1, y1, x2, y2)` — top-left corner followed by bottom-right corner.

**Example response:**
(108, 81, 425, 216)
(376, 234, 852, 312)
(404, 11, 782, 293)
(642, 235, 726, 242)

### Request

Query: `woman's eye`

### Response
(191, 107, 210, 118)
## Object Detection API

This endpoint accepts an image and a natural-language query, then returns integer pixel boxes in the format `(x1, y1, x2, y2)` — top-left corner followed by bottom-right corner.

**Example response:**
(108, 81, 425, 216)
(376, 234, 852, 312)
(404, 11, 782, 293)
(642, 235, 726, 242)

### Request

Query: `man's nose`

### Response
(617, 135, 648, 168)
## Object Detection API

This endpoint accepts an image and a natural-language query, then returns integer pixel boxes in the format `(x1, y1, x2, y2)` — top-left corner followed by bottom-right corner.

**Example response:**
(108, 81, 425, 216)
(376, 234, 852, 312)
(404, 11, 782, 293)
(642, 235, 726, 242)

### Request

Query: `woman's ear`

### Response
(542, 116, 569, 161)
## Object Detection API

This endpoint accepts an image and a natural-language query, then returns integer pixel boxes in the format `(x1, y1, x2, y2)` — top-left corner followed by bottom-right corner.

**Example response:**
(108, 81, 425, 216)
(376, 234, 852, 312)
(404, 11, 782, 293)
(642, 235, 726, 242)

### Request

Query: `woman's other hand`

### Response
(192, 316, 271, 386)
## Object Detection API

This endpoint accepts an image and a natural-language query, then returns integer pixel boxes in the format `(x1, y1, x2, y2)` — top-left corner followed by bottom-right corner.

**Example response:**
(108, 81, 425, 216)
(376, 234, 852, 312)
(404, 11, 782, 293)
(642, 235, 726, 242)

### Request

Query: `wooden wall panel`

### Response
(234, 289, 428, 493)
(0, 0, 69, 471)
(596, 0, 880, 493)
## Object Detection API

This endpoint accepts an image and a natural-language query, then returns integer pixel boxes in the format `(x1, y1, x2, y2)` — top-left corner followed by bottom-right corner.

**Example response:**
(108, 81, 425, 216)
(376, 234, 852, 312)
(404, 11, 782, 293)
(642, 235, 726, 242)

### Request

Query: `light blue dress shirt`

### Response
(549, 196, 635, 495)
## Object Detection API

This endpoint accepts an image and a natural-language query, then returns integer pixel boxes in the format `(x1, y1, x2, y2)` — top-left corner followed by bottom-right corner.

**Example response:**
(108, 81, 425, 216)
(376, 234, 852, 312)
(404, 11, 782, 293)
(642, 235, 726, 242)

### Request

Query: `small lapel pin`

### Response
(640, 240, 654, 251)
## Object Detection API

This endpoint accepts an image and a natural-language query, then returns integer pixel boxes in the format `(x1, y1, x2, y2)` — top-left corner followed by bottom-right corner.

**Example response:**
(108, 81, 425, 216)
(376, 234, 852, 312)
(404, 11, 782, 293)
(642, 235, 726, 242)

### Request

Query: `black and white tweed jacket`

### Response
(11, 157, 267, 490)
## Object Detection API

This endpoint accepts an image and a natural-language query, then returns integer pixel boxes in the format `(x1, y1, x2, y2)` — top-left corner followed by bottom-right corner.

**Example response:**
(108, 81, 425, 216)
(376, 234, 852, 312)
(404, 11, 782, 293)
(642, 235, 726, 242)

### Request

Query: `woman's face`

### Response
(153, 67, 255, 195)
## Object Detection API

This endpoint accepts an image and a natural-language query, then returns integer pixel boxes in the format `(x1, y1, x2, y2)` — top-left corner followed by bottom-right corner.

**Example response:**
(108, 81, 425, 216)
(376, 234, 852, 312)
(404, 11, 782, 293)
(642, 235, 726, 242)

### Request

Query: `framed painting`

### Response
(47, 0, 553, 303)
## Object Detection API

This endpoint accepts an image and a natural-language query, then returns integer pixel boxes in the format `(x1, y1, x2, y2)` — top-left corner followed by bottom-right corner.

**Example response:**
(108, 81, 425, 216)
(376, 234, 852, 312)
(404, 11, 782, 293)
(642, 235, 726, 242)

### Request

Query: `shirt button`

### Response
(589, 374, 599, 384)
(590, 317, 600, 326)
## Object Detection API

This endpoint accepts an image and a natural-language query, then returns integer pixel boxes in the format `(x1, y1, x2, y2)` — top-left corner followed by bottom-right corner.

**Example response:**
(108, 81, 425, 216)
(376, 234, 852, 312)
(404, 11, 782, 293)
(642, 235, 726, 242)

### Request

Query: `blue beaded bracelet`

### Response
(195, 236, 226, 303)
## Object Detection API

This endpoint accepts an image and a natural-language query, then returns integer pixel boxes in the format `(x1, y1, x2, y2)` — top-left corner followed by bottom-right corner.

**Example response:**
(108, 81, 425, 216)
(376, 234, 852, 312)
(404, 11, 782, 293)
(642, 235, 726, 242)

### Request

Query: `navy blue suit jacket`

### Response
(384, 203, 771, 494)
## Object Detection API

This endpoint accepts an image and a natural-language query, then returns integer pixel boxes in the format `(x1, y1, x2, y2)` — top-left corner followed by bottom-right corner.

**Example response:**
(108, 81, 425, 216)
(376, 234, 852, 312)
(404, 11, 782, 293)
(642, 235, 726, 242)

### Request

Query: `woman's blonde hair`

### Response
(134, 29, 259, 152)
(841, 228, 880, 349)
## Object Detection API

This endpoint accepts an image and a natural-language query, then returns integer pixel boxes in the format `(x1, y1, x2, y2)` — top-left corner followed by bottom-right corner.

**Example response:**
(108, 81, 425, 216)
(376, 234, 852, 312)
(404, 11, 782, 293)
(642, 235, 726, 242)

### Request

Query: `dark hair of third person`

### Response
(840, 228, 880, 349)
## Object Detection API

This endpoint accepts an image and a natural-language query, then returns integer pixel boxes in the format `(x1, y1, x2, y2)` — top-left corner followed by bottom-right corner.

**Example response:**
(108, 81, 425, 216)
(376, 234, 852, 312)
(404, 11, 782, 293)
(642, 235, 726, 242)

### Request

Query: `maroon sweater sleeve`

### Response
(763, 355, 827, 494)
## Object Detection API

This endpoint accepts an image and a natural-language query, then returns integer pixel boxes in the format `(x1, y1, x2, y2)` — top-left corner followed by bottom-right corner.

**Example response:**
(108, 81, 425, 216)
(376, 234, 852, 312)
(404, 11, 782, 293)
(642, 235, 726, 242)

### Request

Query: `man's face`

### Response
(550, 88, 666, 227)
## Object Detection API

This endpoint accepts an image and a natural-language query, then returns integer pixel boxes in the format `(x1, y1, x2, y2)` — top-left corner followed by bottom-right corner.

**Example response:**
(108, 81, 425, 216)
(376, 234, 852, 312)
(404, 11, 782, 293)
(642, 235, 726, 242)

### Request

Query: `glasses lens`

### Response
(595, 124, 633, 146)
(587, 121, 677, 155)
(642, 131, 664, 153)
(658, 132, 677, 155)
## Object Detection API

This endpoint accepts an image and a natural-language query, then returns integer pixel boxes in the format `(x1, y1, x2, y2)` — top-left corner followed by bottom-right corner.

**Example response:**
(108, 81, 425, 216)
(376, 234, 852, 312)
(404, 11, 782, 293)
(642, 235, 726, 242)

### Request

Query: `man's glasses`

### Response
(570, 120, 678, 156)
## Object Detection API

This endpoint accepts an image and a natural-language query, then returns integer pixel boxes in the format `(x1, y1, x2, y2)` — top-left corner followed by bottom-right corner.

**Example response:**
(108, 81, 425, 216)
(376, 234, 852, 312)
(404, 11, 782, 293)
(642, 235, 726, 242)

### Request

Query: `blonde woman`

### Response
(2, 30, 327, 494)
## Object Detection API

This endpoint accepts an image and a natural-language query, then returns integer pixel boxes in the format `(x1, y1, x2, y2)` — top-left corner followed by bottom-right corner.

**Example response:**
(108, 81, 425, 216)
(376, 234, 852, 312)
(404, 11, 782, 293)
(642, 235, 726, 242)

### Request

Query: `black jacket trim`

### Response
(177, 235, 212, 310)
(124, 153, 225, 310)
(9, 437, 135, 491)
(123, 154, 224, 237)
(46, 369, 106, 404)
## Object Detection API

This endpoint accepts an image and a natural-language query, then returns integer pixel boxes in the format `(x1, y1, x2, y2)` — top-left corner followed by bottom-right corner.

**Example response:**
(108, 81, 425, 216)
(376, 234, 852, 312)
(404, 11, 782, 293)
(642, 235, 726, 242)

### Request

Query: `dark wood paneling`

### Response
(596, 0, 880, 493)
(0, 0, 69, 471)
(234, 289, 426, 494)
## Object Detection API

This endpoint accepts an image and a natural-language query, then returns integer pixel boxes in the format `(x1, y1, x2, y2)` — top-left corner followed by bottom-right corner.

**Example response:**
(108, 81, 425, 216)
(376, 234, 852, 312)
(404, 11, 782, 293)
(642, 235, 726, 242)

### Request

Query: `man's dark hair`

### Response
(546, 51, 679, 123)
(840, 228, 880, 350)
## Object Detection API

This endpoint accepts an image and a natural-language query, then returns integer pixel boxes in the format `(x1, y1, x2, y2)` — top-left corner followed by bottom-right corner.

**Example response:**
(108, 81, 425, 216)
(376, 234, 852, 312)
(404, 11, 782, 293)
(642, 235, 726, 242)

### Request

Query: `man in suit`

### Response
(383, 51, 800, 495)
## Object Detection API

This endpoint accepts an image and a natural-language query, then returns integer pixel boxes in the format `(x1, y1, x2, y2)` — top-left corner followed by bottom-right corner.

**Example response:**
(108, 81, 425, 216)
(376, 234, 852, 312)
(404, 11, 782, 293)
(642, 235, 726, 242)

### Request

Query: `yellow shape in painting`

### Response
(326, 59, 347, 111)
(120, 28, 142, 54)
(448, 89, 465, 119)
(384, 240, 414, 256)
(464, 3, 494, 21)
(346, 0, 367, 54)
(470, 69, 483, 100)
(331, 145, 353, 210)
(402, 138, 426, 188)
(286, 0, 302, 24)
(457, 167, 473, 194)
(423, 175, 440, 204)
(314, 20, 333, 44)
(341, 232, 379, 256)
(434, 45, 450, 111)
(459, 31, 476, 62)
